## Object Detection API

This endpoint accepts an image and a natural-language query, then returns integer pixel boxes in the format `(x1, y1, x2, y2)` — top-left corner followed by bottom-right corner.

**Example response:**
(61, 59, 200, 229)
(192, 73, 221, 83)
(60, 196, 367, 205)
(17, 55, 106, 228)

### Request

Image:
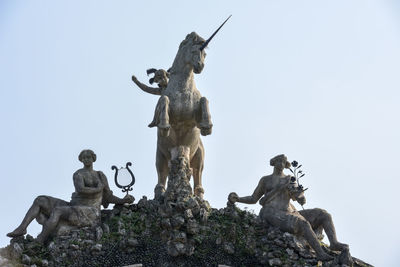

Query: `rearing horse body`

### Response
(133, 18, 230, 200)
(152, 32, 212, 200)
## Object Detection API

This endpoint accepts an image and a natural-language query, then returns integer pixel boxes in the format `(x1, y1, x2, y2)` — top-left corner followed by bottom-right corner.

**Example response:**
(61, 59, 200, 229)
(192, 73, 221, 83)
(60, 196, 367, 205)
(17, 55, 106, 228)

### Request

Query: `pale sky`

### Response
(1, 1, 399, 266)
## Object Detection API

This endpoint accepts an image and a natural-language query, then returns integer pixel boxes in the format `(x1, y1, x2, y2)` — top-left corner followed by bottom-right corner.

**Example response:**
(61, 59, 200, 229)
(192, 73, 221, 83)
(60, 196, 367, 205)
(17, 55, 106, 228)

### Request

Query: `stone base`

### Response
(160, 146, 211, 257)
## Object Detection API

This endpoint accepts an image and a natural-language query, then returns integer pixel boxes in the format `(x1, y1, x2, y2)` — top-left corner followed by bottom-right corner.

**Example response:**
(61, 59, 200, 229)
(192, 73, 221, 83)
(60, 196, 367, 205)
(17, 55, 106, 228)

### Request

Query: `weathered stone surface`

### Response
(0, 256, 9, 267)
(229, 154, 349, 261)
(338, 248, 354, 266)
(102, 223, 110, 234)
(186, 219, 199, 234)
(95, 226, 103, 241)
(21, 254, 31, 265)
(184, 209, 193, 219)
(69, 244, 79, 250)
(171, 215, 185, 229)
(133, 29, 221, 201)
(127, 238, 139, 247)
(158, 146, 212, 257)
(268, 258, 283, 266)
(91, 244, 102, 253)
(47, 242, 56, 251)
(0, 201, 373, 267)
(223, 242, 235, 255)
(10, 242, 23, 259)
(6, 150, 134, 244)
(0, 148, 371, 266)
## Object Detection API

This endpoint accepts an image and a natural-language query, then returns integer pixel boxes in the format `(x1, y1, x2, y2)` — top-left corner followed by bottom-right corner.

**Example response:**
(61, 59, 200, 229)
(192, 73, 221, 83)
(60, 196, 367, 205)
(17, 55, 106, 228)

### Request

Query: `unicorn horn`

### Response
(200, 15, 232, 51)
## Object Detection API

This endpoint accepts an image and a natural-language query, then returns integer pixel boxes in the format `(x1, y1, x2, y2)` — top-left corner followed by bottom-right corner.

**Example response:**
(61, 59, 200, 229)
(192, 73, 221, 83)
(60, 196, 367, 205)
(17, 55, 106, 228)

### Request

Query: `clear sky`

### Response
(1, 1, 399, 266)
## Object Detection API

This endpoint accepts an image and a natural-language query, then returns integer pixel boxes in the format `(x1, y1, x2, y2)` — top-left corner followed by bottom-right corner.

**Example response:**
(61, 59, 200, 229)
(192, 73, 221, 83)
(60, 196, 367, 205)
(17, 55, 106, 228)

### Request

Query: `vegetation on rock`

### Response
(1, 200, 373, 267)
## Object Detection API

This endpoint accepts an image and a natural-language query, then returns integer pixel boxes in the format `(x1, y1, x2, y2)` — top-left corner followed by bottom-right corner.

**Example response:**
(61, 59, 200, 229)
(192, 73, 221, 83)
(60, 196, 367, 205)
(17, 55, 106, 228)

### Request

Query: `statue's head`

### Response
(175, 32, 207, 74)
(171, 17, 230, 75)
(79, 149, 97, 166)
(147, 68, 169, 88)
(270, 154, 291, 170)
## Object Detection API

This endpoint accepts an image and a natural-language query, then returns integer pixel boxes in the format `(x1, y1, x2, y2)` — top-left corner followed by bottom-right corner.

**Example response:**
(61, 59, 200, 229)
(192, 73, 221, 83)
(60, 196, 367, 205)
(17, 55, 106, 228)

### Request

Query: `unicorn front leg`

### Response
(197, 97, 213, 136)
(149, 95, 171, 137)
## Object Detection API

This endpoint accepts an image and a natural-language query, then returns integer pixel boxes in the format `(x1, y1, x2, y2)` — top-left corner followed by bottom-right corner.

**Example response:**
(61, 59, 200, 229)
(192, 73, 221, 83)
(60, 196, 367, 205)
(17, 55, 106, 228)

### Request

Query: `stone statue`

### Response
(132, 68, 170, 128)
(132, 32, 215, 200)
(132, 16, 230, 200)
(132, 68, 169, 96)
(7, 149, 134, 243)
(228, 154, 349, 261)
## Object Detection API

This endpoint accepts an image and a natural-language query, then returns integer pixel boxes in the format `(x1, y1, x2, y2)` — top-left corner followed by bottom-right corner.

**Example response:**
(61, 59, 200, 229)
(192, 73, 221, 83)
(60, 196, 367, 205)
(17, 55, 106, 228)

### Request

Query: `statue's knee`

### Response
(315, 208, 326, 213)
(318, 208, 332, 221)
(34, 196, 46, 206)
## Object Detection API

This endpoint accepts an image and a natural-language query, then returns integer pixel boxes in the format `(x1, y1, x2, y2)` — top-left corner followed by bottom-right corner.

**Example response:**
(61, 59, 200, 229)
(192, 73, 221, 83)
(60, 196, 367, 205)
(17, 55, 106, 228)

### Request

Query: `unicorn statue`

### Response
(132, 17, 230, 200)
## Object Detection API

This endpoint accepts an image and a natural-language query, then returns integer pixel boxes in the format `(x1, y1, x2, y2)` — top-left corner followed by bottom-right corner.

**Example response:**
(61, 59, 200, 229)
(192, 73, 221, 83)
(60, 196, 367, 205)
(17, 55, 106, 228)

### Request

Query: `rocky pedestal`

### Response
(0, 203, 373, 267)
(0, 149, 373, 266)
(158, 146, 211, 256)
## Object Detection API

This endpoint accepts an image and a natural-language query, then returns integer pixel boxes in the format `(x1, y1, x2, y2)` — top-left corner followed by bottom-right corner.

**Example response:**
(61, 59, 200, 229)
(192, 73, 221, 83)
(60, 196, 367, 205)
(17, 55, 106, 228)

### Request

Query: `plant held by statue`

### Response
(288, 160, 308, 209)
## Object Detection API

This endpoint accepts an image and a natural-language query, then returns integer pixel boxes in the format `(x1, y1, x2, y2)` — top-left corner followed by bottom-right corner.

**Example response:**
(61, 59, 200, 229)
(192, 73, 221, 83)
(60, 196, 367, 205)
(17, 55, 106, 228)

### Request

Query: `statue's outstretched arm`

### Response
(236, 178, 265, 204)
(132, 75, 162, 95)
(73, 173, 103, 194)
(98, 172, 134, 207)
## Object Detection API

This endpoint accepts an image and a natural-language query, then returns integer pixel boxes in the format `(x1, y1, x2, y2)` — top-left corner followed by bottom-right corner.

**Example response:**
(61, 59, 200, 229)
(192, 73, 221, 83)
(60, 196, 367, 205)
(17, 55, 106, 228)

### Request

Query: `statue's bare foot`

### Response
(316, 251, 333, 261)
(7, 228, 27, 238)
(330, 242, 349, 251)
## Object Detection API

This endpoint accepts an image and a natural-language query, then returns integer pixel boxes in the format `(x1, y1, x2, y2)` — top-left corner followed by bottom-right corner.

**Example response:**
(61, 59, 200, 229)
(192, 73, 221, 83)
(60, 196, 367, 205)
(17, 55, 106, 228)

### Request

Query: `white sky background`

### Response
(1, 1, 399, 266)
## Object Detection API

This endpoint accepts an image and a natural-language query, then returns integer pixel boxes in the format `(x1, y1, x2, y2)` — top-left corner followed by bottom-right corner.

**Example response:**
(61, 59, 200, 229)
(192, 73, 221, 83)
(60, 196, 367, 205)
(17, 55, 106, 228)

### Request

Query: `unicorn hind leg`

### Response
(191, 141, 205, 199)
(155, 146, 169, 201)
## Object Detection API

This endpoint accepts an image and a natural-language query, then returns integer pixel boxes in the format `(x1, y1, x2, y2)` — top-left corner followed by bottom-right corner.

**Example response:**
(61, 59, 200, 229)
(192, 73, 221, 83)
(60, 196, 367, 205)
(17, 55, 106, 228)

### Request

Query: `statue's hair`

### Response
(146, 68, 157, 75)
(78, 149, 97, 162)
(270, 154, 290, 168)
